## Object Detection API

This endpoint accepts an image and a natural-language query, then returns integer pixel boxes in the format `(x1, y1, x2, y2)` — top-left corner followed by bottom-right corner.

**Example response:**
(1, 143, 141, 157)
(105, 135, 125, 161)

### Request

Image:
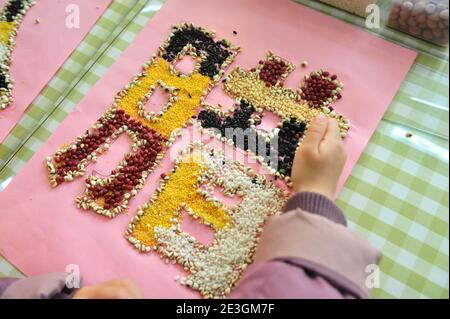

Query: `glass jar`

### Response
(387, 0, 449, 47)
(317, 0, 377, 17)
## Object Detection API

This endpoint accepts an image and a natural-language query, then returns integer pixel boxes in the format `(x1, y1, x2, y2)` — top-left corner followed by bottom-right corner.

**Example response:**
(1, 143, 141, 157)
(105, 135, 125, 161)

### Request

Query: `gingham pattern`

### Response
(0, 0, 448, 299)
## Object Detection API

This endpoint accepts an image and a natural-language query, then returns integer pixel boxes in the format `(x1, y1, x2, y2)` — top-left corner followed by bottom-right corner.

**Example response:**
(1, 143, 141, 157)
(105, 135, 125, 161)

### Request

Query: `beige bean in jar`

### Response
(388, 0, 449, 46)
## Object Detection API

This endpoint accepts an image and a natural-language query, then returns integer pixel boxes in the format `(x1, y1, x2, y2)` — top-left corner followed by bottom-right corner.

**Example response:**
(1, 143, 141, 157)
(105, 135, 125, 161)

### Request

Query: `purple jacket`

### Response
(0, 192, 381, 299)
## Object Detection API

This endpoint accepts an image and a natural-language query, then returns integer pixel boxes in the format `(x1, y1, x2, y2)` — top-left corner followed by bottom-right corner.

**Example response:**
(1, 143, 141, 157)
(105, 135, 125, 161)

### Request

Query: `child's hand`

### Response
(291, 115, 347, 200)
(73, 279, 143, 299)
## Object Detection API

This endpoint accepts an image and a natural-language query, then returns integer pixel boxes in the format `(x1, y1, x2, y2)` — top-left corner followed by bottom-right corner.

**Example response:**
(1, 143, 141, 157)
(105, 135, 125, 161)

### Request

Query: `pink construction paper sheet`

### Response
(0, 0, 111, 142)
(0, 0, 416, 298)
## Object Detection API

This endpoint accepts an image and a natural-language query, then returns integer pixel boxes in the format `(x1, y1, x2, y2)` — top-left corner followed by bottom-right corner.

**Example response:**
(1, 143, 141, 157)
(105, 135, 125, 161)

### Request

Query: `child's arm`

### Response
(0, 275, 142, 299)
(230, 116, 382, 299)
(0, 273, 74, 299)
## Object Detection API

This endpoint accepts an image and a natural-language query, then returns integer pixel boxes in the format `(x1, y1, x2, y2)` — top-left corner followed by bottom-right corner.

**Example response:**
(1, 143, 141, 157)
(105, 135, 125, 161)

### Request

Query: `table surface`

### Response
(0, 0, 448, 299)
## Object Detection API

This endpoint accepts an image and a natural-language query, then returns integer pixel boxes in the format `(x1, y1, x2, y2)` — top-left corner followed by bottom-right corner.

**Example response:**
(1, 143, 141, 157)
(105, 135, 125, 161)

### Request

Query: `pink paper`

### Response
(0, 0, 111, 142)
(0, 0, 416, 298)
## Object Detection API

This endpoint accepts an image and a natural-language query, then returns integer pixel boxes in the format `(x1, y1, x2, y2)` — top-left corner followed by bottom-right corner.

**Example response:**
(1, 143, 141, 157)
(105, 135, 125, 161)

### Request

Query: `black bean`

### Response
(162, 25, 232, 79)
(0, 73, 9, 89)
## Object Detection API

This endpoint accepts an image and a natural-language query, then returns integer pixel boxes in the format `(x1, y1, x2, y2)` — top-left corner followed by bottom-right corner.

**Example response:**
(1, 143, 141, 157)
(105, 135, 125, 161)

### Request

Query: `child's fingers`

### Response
(102, 279, 143, 298)
(304, 115, 328, 150)
(74, 286, 132, 299)
(73, 279, 143, 299)
(324, 118, 341, 142)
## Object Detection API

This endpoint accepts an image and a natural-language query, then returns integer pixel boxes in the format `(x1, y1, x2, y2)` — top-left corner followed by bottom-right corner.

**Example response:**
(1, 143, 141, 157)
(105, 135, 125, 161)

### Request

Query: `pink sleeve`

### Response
(230, 260, 356, 299)
(230, 192, 382, 299)
(0, 273, 76, 299)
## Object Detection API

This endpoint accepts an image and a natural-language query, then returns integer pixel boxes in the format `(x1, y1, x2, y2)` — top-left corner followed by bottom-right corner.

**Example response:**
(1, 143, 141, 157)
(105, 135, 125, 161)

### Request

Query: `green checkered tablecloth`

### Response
(0, 0, 448, 299)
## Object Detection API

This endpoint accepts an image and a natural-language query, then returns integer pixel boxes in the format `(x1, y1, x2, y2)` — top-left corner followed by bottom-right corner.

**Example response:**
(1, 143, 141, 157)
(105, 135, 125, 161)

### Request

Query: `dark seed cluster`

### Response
(162, 25, 232, 79)
(300, 71, 341, 109)
(258, 59, 288, 87)
(52, 109, 165, 209)
(1, 0, 35, 110)
(4, 0, 26, 22)
(198, 100, 306, 178)
(199, 100, 269, 158)
(276, 118, 306, 176)
(198, 100, 255, 134)
(0, 74, 8, 89)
